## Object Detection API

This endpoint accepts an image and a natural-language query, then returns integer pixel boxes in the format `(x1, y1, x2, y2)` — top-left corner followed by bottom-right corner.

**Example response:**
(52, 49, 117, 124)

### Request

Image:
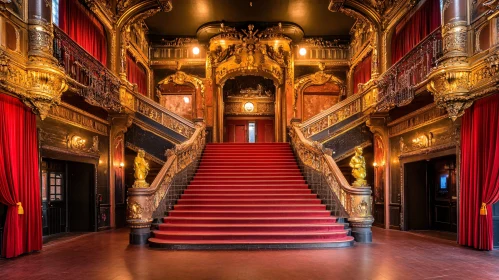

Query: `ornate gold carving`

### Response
(125, 142, 165, 165)
(349, 146, 368, 187)
(48, 103, 109, 136)
(427, 71, 473, 120)
(126, 123, 206, 229)
(132, 149, 150, 188)
(289, 124, 373, 227)
(127, 201, 143, 220)
(442, 23, 467, 54)
(388, 104, 448, 137)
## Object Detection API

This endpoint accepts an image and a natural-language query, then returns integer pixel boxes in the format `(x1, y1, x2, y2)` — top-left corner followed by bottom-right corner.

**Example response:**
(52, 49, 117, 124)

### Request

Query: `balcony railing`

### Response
(53, 26, 121, 111)
(300, 83, 378, 139)
(377, 28, 443, 111)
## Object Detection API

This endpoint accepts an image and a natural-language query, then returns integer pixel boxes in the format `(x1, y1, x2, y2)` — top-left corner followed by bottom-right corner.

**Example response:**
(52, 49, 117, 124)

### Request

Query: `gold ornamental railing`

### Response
(289, 124, 374, 231)
(299, 83, 377, 139)
(126, 122, 206, 229)
(120, 85, 197, 139)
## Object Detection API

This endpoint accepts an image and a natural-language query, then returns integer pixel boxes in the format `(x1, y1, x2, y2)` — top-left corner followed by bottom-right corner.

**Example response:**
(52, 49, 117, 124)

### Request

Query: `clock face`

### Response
(244, 102, 254, 112)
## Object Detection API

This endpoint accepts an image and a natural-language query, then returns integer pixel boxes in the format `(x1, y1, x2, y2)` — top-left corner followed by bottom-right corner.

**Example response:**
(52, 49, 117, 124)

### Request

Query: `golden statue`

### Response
(349, 146, 367, 187)
(132, 149, 150, 188)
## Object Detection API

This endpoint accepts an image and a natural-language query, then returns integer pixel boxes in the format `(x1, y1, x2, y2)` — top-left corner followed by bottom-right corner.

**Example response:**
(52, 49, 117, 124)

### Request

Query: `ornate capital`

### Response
(427, 70, 473, 120)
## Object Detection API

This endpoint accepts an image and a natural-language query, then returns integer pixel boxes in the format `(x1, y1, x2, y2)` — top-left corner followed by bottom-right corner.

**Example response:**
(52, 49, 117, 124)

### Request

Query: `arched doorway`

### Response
(222, 75, 276, 143)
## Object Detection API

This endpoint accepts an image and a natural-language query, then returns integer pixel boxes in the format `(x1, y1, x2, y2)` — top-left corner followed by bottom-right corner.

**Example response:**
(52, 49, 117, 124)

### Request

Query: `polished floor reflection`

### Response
(1, 227, 499, 280)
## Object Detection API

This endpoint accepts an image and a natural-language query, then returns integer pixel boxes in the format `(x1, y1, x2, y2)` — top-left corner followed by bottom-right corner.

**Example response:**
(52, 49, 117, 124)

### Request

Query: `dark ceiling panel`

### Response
(145, 0, 356, 37)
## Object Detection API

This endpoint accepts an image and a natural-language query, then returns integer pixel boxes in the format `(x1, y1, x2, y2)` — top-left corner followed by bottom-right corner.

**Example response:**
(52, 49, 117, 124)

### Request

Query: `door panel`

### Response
(264, 123, 274, 143)
(48, 172, 66, 235)
(235, 125, 246, 143)
(227, 124, 235, 143)
(404, 161, 429, 230)
(68, 162, 95, 232)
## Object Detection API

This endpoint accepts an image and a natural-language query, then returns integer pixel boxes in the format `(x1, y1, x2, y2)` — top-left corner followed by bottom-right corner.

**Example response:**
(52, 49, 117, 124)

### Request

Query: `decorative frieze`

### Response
(388, 104, 448, 137)
(48, 103, 109, 136)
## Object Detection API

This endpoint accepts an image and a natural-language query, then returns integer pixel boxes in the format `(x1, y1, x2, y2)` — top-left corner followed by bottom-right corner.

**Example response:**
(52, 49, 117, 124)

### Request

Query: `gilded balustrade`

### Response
(299, 84, 378, 139)
(377, 29, 443, 111)
(126, 122, 206, 232)
(289, 124, 373, 241)
(53, 27, 122, 111)
(121, 87, 196, 139)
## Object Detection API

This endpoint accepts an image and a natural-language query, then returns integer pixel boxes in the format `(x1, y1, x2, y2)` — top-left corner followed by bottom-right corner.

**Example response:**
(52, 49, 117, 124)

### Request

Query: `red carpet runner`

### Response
(149, 143, 354, 249)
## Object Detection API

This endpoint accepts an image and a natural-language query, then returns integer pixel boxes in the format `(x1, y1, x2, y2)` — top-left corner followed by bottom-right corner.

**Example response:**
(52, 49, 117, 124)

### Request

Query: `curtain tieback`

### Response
(16, 202, 24, 215)
(480, 202, 487, 216)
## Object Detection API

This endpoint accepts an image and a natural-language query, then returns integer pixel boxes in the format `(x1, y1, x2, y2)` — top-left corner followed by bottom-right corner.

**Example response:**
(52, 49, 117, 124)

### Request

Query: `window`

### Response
(248, 122, 256, 143)
(52, 0, 60, 26)
(49, 173, 64, 201)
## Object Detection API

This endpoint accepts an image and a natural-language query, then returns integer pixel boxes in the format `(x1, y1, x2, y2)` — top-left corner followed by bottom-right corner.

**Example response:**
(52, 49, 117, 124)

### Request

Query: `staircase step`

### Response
(168, 210, 332, 218)
(162, 217, 338, 224)
(151, 230, 349, 241)
(173, 205, 326, 211)
(187, 184, 310, 189)
(183, 189, 313, 194)
(176, 199, 322, 205)
(189, 180, 306, 185)
(158, 224, 344, 232)
(180, 194, 317, 199)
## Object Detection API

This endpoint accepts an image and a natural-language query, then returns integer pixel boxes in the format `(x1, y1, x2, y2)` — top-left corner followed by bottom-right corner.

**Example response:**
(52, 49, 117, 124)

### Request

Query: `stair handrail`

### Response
(299, 83, 377, 139)
(289, 123, 374, 229)
(126, 121, 206, 229)
(121, 87, 197, 139)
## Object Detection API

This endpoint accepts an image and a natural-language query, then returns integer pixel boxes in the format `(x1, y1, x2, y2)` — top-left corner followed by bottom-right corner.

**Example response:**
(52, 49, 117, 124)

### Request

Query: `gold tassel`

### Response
(480, 202, 487, 216)
(16, 202, 24, 215)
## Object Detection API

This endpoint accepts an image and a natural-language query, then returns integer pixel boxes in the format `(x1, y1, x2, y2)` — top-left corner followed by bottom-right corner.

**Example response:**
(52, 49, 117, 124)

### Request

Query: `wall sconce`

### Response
(183, 96, 190, 104)
(373, 162, 378, 168)
(299, 47, 307, 56)
(119, 162, 125, 168)
(192, 47, 200, 55)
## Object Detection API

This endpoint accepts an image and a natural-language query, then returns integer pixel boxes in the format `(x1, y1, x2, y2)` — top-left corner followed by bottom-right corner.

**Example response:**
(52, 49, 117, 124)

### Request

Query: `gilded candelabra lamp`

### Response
(132, 149, 150, 188)
(349, 146, 367, 187)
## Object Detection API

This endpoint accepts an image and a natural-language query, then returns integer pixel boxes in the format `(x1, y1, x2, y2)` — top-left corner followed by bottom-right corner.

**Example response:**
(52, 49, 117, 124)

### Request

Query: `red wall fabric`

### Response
(459, 93, 499, 250)
(353, 54, 372, 94)
(59, 0, 108, 65)
(126, 53, 148, 96)
(0, 94, 42, 258)
(391, 0, 441, 64)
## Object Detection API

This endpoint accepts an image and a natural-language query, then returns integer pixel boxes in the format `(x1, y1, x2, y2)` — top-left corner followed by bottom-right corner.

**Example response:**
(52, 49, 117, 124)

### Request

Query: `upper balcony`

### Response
(53, 26, 122, 112)
(377, 29, 443, 111)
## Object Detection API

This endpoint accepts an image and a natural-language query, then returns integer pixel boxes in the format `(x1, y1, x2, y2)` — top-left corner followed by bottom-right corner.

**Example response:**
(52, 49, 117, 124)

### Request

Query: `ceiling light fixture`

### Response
(299, 47, 307, 56)
(192, 47, 200, 55)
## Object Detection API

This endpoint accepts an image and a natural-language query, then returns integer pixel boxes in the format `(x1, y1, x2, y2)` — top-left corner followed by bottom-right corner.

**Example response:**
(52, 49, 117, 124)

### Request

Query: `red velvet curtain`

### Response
(391, 0, 441, 64)
(459, 93, 499, 250)
(0, 94, 42, 258)
(353, 54, 372, 94)
(59, 0, 108, 65)
(126, 53, 148, 96)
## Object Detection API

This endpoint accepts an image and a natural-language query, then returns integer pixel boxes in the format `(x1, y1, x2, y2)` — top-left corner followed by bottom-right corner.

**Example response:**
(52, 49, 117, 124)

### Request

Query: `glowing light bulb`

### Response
(183, 96, 190, 103)
(119, 162, 124, 168)
(299, 47, 307, 56)
(192, 47, 200, 55)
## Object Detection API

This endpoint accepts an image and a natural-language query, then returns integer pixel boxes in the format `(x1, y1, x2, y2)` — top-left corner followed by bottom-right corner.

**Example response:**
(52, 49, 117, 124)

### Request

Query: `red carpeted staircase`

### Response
(149, 143, 354, 249)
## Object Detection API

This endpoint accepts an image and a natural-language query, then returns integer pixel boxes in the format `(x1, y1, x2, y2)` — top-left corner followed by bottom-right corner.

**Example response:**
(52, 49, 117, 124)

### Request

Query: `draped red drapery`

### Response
(390, 0, 440, 65)
(59, 0, 108, 65)
(353, 54, 372, 94)
(126, 53, 148, 96)
(0, 94, 42, 258)
(459, 93, 499, 250)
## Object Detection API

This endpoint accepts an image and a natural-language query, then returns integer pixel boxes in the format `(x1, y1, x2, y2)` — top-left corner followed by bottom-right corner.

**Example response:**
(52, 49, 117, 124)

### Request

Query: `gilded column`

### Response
(26, 0, 67, 119)
(427, 0, 471, 120)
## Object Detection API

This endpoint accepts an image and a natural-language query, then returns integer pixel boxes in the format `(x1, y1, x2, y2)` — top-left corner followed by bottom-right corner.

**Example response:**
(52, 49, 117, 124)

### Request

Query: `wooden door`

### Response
(47, 172, 66, 235)
(256, 120, 274, 143)
(428, 156, 457, 232)
(404, 161, 429, 231)
(235, 125, 246, 143)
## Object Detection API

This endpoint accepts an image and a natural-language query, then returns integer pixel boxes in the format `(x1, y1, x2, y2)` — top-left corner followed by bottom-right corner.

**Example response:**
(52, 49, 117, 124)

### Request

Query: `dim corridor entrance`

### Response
(403, 155, 457, 233)
(41, 159, 96, 237)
